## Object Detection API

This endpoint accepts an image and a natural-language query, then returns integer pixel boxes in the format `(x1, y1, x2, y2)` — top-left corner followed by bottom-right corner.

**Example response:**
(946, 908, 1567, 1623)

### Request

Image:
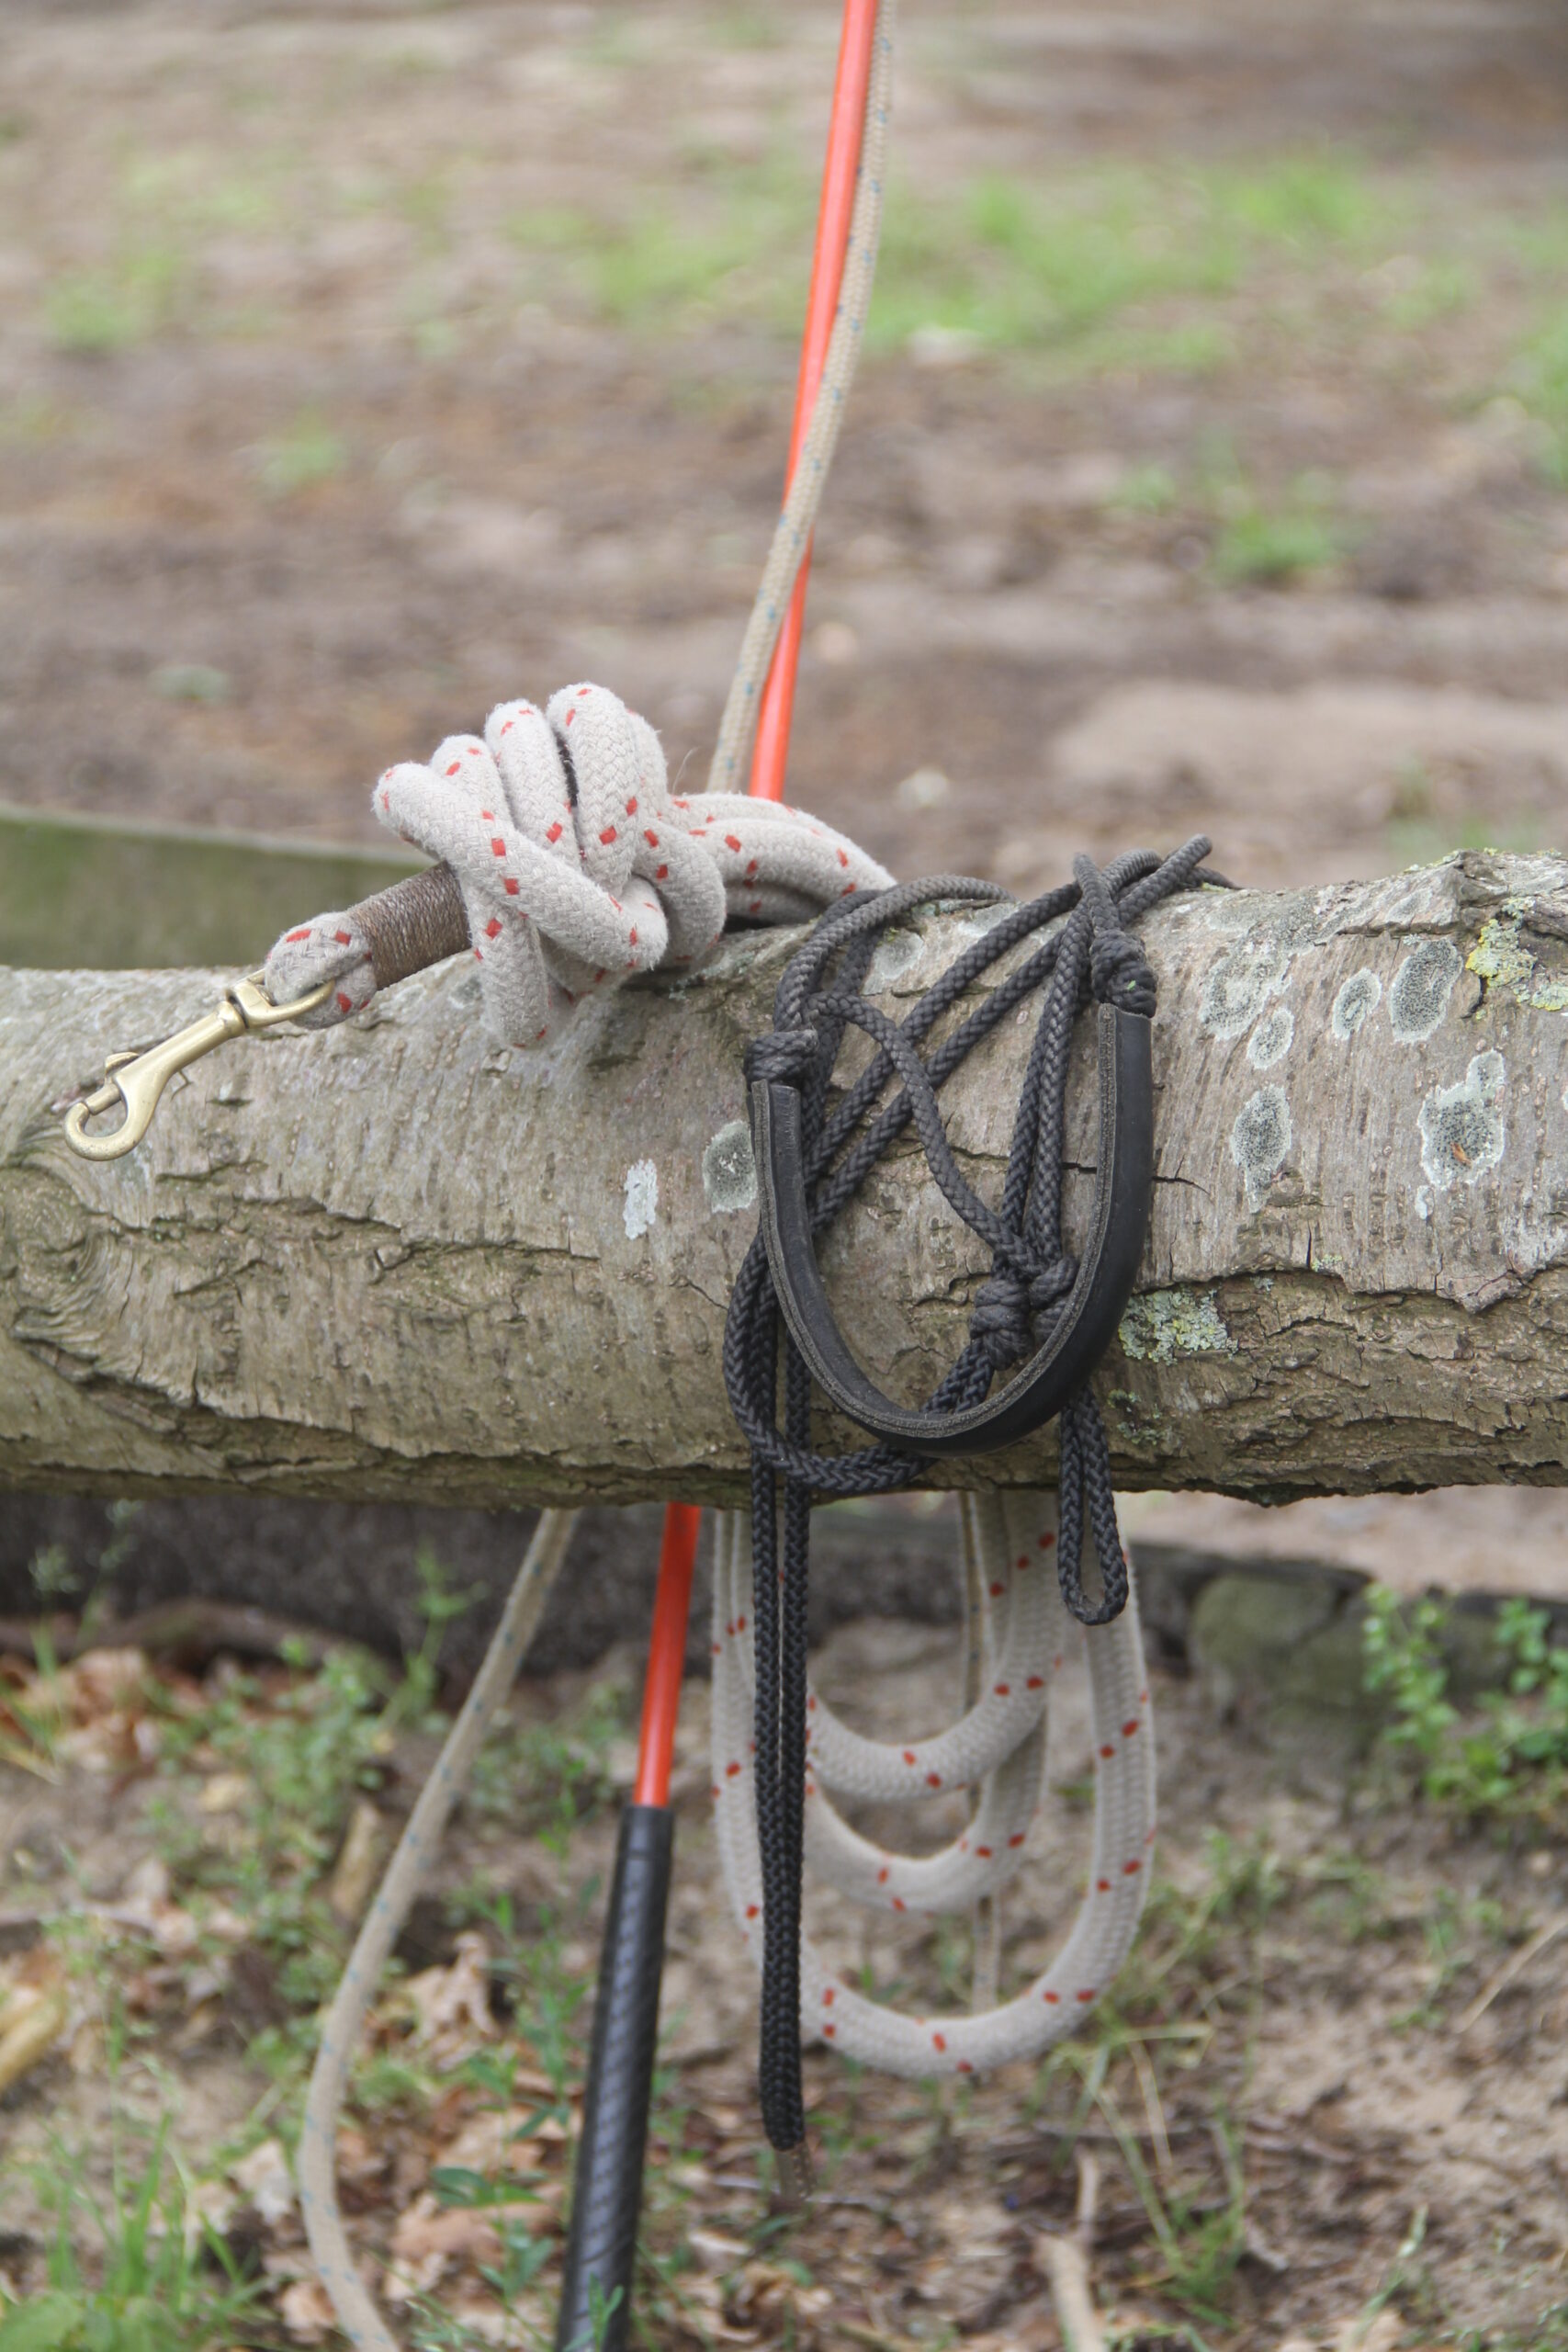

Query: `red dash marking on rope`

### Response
(725, 1760, 741, 1778)
(626, 797, 637, 815)
(480, 809, 493, 822)
(505, 878, 520, 896)
(336, 992, 352, 1012)
(1038, 1532, 1055, 1549)
(1016, 1555, 1028, 1570)
(957, 2060, 974, 2075)
(446, 762, 461, 776)
(823, 2023, 836, 2038)
(1139, 1688, 1148, 1703)
(725, 833, 741, 852)
(1026, 1676, 1043, 1690)
(673, 797, 689, 809)
(750, 897, 762, 914)
(1097, 1878, 1111, 1893)
(578, 685, 590, 695)
(563, 708, 574, 727)
(712, 1641, 721, 1657)
(501, 719, 513, 733)
(837, 847, 849, 866)
(473, 948, 483, 962)
(737, 1613, 747, 1632)
(989, 1580, 1005, 1599)
(1077, 1990, 1096, 2003)
(841, 883, 856, 896)
(1043, 1989, 1060, 2004)
(902, 1750, 916, 1766)
(976, 1845, 992, 1860)
(536, 1027, 547, 1040)
(484, 918, 502, 940)
(380, 790, 389, 810)
(1123, 1859, 1143, 1874)
(891, 1896, 906, 1913)
(1008, 1832, 1025, 1848)
(1122, 1719, 1140, 1737)
(644, 829, 660, 847)
(876, 1865, 888, 1883)
(822, 1986, 835, 2006)
(546, 821, 562, 843)
(594, 968, 606, 983)
(746, 858, 759, 877)
(747, 1904, 759, 1918)
(600, 826, 618, 845)
(807, 1692, 816, 1710)
(994, 1683, 1010, 1698)
(287, 928, 310, 943)
(1100, 1744, 1115, 1759)
(628, 927, 638, 948)
(931, 2032, 946, 2052)
(926, 1771, 942, 1789)
(656, 864, 668, 879)
(491, 837, 506, 856)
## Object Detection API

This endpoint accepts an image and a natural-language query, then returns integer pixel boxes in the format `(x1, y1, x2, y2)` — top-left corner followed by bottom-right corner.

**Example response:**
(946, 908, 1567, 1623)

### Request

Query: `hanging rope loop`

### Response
(722, 837, 1226, 2167)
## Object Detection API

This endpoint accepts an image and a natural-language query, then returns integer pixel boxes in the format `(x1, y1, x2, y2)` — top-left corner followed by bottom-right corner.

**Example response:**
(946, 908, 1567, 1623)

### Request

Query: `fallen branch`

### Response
(6, 851, 1568, 1507)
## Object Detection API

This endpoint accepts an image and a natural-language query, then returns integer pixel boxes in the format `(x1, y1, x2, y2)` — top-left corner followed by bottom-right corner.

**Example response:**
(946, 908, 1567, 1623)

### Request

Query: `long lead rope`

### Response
(722, 840, 1219, 2175)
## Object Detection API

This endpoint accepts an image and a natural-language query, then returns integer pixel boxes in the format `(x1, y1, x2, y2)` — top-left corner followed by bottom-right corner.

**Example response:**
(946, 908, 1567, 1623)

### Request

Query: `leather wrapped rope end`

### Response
(771, 2141, 816, 2211)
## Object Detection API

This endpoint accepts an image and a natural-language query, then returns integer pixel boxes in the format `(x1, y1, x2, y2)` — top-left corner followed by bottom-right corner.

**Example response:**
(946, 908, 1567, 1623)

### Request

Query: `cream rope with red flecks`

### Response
(710, 1493, 1156, 2078)
(261, 684, 891, 1048)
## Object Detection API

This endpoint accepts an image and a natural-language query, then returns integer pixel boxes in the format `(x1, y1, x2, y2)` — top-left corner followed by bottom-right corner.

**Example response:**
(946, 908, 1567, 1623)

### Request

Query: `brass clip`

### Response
(62, 973, 334, 1161)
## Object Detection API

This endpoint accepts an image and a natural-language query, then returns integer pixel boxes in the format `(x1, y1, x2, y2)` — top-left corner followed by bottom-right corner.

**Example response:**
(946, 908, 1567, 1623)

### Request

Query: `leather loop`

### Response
(750, 1003, 1154, 1459)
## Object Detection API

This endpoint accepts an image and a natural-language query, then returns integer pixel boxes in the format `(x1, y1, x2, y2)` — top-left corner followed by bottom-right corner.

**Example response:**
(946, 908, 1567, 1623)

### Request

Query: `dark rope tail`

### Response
(726, 837, 1218, 2180)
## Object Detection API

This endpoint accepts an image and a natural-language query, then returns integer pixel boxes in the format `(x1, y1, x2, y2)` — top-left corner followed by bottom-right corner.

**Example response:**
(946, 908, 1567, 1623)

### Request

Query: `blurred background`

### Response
(2, 0, 1565, 894)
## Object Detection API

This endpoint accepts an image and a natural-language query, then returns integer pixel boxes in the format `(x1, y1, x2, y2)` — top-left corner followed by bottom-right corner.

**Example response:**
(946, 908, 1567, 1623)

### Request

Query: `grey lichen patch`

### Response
(1231, 1085, 1292, 1207)
(1417, 1049, 1506, 1193)
(1389, 937, 1461, 1043)
(622, 1158, 659, 1240)
(1199, 938, 1290, 1041)
(1331, 967, 1382, 1041)
(702, 1120, 757, 1215)
(865, 928, 924, 993)
(1120, 1287, 1235, 1364)
(1247, 1006, 1294, 1070)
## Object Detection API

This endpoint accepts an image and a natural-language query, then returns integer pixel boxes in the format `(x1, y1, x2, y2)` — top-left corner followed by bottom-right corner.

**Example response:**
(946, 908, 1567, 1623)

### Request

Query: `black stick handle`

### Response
(555, 1803, 674, 2352)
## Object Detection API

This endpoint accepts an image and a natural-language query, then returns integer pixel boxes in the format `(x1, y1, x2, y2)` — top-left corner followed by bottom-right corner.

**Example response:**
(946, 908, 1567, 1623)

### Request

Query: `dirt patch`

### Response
(4, 1602, 1568, 2349)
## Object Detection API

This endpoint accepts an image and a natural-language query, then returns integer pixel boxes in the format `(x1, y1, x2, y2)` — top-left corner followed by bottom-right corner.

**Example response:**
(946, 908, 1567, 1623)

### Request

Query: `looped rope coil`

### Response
(719, 838, 1221, 2167)
(263, 683, 892, 1049)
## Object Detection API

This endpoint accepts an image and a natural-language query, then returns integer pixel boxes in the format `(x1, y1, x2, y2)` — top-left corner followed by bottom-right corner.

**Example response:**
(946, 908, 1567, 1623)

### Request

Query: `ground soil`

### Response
(4, 2, 1568, 2346)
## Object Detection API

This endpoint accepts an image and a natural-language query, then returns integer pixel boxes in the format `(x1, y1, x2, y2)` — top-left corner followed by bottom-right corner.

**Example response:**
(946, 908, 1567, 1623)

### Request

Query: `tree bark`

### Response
(5, 851, 1567, 1508)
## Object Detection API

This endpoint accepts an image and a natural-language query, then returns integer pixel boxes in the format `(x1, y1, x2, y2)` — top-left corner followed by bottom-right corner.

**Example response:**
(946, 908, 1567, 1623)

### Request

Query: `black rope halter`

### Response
(722, 837, 1224, 2182)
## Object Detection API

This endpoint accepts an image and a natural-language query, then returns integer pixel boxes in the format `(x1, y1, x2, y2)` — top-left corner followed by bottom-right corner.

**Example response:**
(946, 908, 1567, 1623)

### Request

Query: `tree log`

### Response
(5, 851, 1568, 1508)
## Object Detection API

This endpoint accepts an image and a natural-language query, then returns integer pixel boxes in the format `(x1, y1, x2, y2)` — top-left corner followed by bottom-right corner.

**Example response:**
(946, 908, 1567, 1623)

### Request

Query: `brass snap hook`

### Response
(62, 973, 334, 1161)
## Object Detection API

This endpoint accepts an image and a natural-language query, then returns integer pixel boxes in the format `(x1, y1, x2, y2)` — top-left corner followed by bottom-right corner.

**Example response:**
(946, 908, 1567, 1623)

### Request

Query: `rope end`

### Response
(771, 2140, 817, 2210)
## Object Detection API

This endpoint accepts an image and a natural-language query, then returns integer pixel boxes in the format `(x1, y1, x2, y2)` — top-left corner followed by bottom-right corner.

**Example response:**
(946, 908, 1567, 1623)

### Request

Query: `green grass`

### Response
(249, 410, 348, 497)
(1513, 304, 1568, 482)
(1363, 1586, 1568, 1824)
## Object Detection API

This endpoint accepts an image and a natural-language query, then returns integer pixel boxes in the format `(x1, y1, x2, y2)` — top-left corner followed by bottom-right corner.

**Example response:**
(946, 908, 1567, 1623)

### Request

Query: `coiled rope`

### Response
(719, 842, 1215, 2165)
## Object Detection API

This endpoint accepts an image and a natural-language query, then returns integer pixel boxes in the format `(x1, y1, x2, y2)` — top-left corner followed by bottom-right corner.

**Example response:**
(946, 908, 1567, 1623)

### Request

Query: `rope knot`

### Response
(744, 1029, 819, 1088)
(969, 1253, 1077, 1370)
(1089, 928, 1156, 1016)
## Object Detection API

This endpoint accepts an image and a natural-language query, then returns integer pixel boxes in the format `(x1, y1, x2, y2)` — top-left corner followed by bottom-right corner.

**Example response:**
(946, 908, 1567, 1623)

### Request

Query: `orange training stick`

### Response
(748, 0, 879, 807)
(635, 0, 877, 1809)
